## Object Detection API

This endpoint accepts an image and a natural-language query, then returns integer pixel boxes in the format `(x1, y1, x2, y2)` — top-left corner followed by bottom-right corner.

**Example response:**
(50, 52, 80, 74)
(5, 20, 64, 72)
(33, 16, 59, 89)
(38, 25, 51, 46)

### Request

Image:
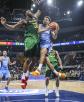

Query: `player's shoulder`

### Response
(55, 50, 58, 53)
(0, 56, 5, 61)
(0, 56, 3, 59)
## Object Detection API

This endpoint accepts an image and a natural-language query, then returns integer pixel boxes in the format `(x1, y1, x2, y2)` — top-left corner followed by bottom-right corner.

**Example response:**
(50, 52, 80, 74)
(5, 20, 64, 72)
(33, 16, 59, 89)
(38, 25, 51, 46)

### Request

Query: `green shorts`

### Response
(24, 35, 39, 51)
(45, 64, 60, 79)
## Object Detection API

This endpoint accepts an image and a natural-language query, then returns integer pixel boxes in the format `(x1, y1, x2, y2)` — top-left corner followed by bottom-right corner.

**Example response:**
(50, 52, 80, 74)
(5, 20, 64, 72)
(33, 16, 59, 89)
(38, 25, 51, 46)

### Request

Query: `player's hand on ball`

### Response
(49, 22, 57, 30)
(0, 17, 6, 25)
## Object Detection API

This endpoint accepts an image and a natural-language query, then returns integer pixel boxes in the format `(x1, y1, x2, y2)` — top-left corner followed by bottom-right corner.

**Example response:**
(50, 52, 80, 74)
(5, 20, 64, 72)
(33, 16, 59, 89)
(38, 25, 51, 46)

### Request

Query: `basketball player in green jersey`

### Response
(45, 49, 63, 97)
(0, 10, 41, 88)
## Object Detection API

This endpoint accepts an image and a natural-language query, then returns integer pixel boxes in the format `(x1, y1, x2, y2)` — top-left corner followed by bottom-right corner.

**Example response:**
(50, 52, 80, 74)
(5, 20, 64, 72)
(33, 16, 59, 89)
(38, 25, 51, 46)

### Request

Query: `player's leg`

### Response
(25, 36, 40, 76)
(45, 68, 52, 97)
(46, 57, 66, 79)
(45, 77, 49, 97)
(21, 58, 31, 89)
(0, 70, 3, 82)
(21, 43, 35, 83)
(46, 57, 59, 75)
(31, 48, 47, 76)
(38, 48, 47, 71)
(22, 58, 30, 80)
(5, 70, 11, 90)
(55, 76, 60, 97)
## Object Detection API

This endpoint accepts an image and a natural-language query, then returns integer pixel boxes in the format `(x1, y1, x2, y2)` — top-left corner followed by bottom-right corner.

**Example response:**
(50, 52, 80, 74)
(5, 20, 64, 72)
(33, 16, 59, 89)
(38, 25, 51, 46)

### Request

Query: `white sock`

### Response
(45, 86, 48, 93)
(22, 73, 26, 79)
(25, 71, 29, 77)
(55, 87, 59, 92)
(55, 87, 59, 97)
(37, 64, 43, 71)
(53, 69, 58, 75)
(45, 86, 48, 97)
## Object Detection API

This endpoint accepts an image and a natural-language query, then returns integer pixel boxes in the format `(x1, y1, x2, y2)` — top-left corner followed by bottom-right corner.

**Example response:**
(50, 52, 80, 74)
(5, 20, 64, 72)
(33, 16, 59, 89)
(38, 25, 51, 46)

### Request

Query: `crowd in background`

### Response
(7, 51, 84, 80)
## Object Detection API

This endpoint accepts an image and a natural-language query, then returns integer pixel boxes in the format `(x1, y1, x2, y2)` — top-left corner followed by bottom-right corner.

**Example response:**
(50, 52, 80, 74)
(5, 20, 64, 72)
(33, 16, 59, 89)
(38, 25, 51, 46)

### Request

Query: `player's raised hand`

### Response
(0, 17, 7, 25)
(13, 61, 16, 65)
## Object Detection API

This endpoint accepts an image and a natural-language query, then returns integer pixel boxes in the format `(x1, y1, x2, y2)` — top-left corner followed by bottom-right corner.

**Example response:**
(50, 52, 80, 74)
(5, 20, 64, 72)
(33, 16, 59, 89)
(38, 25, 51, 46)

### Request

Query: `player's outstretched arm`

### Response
(8, 57, 16, 66)
(0, 17, 26, 30)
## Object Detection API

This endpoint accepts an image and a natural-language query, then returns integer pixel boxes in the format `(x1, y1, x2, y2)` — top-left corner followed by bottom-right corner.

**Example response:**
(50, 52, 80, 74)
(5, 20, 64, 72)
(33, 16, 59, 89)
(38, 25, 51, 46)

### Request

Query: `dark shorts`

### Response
(24, 44, 40, 58)
(45, 65, 60, 79)
(24, 35, 39, 51)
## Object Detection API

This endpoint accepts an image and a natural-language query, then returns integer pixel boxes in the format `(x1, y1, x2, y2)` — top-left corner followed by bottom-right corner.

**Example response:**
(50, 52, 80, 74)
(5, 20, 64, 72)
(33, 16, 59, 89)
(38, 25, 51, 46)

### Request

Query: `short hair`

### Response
(45, 16, 51, 22)
(3, 50, 7, 52)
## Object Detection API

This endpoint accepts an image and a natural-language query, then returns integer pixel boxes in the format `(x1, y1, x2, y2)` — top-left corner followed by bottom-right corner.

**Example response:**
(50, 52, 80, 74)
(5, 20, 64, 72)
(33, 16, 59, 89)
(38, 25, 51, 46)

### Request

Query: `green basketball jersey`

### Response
(48, 50, 59, 64)
(46, 50, 59, 71)
(24, 20, 38, 37)
(24, 20, 39, 50)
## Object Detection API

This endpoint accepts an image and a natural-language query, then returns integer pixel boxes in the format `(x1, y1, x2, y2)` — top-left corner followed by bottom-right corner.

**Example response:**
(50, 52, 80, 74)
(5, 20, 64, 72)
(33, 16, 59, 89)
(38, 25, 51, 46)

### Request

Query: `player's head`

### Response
(3, 50, 7, 56)
(25, 10, 34, 21)
(25, 10, 33, 18)
(43, 16, 51, 25)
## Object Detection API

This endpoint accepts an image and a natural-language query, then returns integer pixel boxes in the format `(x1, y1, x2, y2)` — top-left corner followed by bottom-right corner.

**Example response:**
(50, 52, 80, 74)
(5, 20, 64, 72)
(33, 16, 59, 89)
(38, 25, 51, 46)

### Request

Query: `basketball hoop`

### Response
(32, 0, 41, 5)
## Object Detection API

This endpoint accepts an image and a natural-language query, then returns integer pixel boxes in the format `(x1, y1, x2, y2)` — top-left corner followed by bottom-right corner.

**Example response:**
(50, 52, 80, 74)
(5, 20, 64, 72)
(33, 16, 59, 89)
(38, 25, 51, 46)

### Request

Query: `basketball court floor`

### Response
(0, 79, 84, 102)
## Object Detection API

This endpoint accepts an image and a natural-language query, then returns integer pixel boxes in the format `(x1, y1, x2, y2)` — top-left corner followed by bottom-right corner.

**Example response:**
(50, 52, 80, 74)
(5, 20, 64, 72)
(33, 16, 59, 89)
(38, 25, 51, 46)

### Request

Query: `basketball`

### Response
(49, 22, 58, 30)
(61, 73, 66, 79)
(59, 72, 66, 79)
